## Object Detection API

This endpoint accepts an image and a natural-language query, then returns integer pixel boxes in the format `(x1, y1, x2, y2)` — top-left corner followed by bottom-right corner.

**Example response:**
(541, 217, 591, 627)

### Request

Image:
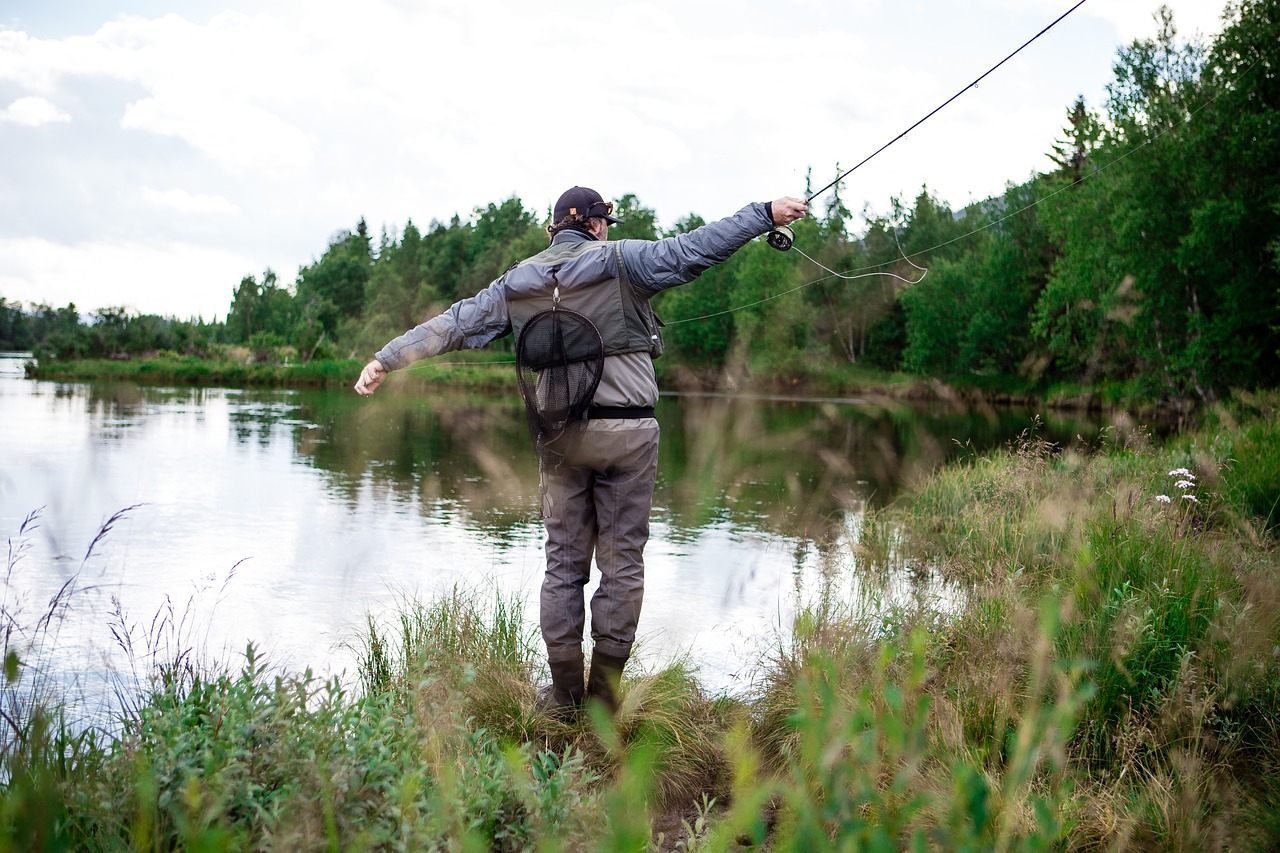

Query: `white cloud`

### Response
(0, 95, 70, 126)
(140, 187, 239, 215)
(0, 237, 273, 319)
(2, 12, 318, 177)
(120, 95, 315, 178)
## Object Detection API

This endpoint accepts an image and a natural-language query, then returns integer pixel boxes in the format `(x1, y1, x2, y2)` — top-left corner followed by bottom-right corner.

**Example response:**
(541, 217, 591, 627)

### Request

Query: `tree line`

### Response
(3, 2, 1276, 407)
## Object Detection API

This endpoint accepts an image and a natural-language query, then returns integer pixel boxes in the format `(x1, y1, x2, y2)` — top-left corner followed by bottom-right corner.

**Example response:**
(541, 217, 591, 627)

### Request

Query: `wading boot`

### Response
(586, 649, 628, 715)
(536, 654, 584, 719)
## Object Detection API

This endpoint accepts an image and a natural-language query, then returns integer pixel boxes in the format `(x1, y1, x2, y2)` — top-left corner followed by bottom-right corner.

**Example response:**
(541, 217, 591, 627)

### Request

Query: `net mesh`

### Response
(515, 306, 605, 457)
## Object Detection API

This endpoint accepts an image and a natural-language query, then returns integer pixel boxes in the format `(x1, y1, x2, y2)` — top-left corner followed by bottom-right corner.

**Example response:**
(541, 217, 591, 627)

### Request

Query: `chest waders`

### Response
(511, 242, 660, 716)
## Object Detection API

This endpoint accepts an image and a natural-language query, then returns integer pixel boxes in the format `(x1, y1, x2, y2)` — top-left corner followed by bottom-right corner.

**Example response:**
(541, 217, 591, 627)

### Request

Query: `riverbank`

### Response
(3, 393, 1276, 849)
(23, 353, 1169, 417)
(21, 353, 519, 392)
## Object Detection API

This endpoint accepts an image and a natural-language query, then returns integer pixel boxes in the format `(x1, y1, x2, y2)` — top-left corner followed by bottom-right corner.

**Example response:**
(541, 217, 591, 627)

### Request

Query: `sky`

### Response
(0, 0, 1232, 321)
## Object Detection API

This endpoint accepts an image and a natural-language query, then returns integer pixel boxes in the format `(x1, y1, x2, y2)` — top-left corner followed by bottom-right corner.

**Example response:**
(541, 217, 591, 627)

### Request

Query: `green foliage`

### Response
(295, 219, 375, 339)
(1032, 2, 1280, 404)
(226, 268, 295, 345)
(6, 301, 223, 363)
(356, 587, 540, 741)
(0, 298, 36, 351)
(608, 194, 661, 241)
(654, 261, 736, 371)
(882, 396, 1280, 845)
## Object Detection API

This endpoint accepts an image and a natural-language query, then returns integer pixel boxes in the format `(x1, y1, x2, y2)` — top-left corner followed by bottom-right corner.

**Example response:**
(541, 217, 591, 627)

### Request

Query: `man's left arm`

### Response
(353, 279, 511, 396)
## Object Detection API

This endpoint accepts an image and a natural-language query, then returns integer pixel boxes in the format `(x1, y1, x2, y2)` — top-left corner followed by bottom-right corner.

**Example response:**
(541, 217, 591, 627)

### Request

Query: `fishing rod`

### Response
(765, 0, 1089, 254)
(668, 42, 1264, 330)
(414, 0, 1254, 354)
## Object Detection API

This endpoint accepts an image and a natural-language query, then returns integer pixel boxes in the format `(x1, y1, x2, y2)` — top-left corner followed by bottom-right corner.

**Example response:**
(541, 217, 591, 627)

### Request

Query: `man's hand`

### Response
(354, 360, 387, 396)
(771, 196, 807, 227)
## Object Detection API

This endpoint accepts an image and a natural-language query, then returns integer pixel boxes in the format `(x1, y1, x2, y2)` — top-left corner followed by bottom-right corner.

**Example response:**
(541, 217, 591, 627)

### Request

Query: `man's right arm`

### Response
(619, 196, 806, 295)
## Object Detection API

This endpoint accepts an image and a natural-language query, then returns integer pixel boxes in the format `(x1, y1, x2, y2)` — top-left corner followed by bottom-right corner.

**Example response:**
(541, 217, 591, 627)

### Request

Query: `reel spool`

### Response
(766, 225, 794, 252)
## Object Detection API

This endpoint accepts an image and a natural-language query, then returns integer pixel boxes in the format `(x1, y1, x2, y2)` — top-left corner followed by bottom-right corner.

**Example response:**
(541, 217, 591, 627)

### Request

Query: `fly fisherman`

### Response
(354, 186, 807, 715)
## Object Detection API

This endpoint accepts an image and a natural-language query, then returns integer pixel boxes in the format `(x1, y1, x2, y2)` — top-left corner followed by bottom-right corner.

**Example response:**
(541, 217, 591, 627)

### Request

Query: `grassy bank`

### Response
(2, 395, 1277, 850)
(24, 353, 520, 392)
(19, 352, 1041, 414)
(25, 352, 1180, 416)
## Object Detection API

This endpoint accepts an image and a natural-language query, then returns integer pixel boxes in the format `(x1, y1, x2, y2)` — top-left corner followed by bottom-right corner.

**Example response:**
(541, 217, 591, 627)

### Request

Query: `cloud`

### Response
(120, 95, 315, 178)
(0, 95, 70, 126)
(140, 187, 239, 215)
(0, 236, 268, 319)
(2, 12, 317, 177)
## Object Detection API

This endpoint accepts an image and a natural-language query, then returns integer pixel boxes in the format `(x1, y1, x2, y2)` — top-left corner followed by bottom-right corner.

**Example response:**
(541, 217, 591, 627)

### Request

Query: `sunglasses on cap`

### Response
(569, 200, 614, 218)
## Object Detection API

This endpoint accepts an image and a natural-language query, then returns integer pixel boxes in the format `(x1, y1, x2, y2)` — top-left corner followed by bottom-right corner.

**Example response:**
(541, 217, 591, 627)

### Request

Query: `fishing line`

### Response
(757, 0, 1087, 294)
(804, 0, 1089, 203)
(810, 49, 1264, 287)
(403, 6, 1260, 364)
(793, 245, 926, 284)
(666, 223, 925, 326)
(403, 1, 1090, 364)
(794, 223, 927, 285)
(675, 48, 1264, 326)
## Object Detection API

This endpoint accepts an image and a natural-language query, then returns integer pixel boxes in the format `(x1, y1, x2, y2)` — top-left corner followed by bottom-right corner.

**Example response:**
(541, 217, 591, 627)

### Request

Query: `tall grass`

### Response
(1, 395, 1277, 850)
(870, 396, 1280, 848)
(0, 506, 139, 755)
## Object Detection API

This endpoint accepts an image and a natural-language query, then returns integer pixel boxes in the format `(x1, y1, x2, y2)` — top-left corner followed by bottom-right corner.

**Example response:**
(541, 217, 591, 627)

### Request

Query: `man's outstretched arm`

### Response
(620, 196, 807, 295)
(353, 279, 511, 396)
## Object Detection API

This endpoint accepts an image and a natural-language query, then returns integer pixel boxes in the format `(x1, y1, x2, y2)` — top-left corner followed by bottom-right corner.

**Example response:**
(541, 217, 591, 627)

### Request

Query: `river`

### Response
(0, 353, 1108, 721)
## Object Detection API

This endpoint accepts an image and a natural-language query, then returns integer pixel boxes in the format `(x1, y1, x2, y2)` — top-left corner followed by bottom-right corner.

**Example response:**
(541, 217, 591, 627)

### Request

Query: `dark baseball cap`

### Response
(553, 186, 624, 224)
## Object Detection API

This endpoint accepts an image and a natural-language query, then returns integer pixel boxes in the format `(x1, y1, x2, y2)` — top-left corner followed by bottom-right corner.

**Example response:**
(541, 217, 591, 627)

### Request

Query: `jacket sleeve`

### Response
(374, 279, 511, 371)
(618, 202, 774, 296)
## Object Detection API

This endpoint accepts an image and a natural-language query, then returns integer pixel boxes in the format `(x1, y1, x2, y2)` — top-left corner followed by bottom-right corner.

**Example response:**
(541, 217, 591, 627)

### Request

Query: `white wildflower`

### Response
(1168, 468, 1195, 479)
(1182, 494, 1199, 503)
(1176, 480, 1195, 489)
(1155, 495, 1172, 504)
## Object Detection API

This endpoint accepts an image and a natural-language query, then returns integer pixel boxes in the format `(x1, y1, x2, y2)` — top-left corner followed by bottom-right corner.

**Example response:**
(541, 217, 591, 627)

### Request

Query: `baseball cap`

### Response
(553, 186, 624, 224)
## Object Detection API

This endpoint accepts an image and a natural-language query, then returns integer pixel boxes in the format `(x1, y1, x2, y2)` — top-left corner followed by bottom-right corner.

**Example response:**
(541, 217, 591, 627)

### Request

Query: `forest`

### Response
(3, 2, 1277, 411)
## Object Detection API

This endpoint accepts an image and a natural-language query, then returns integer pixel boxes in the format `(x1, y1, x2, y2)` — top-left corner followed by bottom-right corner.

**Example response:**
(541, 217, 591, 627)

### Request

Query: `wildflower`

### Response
(1155, 495, 1172, 504)
(1168, 468, 1195, 479)
(1182, 495, 1199, 503)
(1176, 480, 1195, 490)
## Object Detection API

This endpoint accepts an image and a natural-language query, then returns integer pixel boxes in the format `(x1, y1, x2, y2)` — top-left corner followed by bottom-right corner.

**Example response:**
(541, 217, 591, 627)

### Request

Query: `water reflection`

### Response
(276, 380, 1102, 552)
(0, 361, 1115, 709)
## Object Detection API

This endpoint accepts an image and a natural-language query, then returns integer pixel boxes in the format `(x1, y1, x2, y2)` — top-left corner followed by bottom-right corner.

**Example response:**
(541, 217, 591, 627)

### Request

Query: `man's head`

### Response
(548, 186, 624, 240)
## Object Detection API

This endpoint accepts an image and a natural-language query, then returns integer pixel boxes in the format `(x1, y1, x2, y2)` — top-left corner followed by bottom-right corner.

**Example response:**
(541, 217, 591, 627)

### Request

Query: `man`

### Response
(354, 186, 806, 713)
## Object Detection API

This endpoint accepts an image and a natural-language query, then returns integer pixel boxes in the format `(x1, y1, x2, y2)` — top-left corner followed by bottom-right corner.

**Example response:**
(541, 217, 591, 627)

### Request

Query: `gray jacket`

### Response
(374, 201, 775, 407)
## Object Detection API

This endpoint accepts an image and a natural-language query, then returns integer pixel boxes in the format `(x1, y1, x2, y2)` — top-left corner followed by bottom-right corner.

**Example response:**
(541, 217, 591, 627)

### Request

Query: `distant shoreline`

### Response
(20, 354, 1177, 420)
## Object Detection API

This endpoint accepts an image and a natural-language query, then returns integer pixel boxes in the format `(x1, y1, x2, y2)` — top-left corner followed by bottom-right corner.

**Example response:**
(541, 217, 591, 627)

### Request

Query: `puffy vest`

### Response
(505, 239, 664, 360)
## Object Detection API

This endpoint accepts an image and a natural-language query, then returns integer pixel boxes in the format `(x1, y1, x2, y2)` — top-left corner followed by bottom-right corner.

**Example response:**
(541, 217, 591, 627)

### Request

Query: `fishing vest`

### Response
(505, 239, 664, 360)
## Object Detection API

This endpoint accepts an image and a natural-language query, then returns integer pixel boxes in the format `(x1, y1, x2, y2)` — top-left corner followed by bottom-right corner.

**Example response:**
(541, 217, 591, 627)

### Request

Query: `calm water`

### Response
(0, 353, 1109, 718)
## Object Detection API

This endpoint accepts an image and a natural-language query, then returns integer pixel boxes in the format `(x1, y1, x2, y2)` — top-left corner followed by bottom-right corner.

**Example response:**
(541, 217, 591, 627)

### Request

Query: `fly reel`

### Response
(766, 225, 794, 252)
